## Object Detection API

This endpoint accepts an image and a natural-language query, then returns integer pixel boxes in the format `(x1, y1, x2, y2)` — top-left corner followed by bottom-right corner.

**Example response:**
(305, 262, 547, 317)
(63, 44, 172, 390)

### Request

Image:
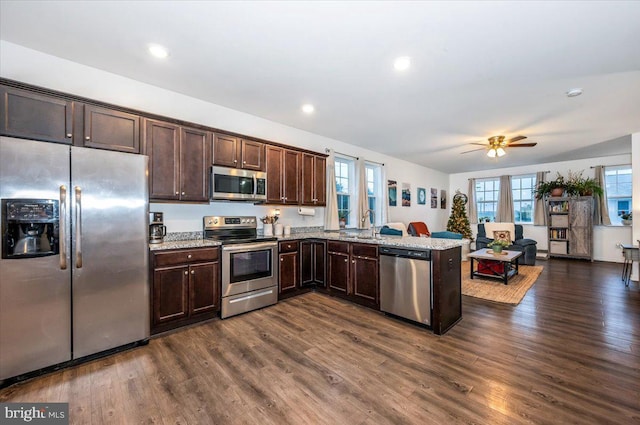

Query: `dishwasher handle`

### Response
(379, 246, 431, 260)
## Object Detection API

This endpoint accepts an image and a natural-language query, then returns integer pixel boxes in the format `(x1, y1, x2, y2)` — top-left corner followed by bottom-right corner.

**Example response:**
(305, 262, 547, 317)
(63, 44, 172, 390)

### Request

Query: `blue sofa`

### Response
(476, 224, 537, 265)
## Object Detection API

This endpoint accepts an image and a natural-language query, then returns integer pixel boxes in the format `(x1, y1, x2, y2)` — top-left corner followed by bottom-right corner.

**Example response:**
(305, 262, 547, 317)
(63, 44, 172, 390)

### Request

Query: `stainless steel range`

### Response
(204, 216, 278, 319)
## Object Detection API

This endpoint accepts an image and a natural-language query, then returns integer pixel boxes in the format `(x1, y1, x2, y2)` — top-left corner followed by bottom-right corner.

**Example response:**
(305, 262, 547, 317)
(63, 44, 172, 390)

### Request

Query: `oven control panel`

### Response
(203, 216, 257, 229)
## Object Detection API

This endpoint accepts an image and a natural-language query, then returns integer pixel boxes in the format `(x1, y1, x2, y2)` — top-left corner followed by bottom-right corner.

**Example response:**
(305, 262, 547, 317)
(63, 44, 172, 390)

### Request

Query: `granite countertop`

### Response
(149, 231, 466, 251)
(149, 239, 222, 251)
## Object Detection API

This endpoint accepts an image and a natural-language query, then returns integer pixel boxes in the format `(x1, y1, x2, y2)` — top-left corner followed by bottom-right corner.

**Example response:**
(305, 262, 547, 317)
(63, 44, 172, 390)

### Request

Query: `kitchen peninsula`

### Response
(149, 230, 463, 336)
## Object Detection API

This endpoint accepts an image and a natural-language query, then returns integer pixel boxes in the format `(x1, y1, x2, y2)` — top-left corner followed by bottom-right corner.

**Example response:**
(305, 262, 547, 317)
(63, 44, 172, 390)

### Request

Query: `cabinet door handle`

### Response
(280, 258, 284, 262)
(344, 258, 348, 262)
(85, 136, 90, 141)
(243, 161, 246, 164)
(175, 191, 179, 195)
(184, 271, 188, 275)
(352, 260, 355, 263)
(233, 159, 238, 163)
(187, 254, 192, 259)
(66, 133, 72, 138)
(191, 270, 195, 275)
(181, 191, 185, 196)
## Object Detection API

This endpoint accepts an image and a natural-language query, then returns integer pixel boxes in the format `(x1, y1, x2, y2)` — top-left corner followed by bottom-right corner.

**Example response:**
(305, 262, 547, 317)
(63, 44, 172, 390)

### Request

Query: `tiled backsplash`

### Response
(165, 226, 326, 241)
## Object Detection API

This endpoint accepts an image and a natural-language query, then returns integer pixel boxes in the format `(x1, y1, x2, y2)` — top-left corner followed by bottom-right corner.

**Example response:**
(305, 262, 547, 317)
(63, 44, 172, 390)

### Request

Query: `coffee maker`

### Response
(2, 199, 59, 259)
(149, 212, 166, 244)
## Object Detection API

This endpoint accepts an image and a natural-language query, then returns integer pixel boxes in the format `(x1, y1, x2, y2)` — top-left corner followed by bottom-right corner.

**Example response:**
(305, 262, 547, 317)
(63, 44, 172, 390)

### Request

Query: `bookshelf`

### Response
(547, 196, 593, 261)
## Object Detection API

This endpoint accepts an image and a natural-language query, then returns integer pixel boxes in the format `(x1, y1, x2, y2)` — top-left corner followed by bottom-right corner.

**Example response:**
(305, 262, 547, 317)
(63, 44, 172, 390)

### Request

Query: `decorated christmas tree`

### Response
(447, 190, 472, 239)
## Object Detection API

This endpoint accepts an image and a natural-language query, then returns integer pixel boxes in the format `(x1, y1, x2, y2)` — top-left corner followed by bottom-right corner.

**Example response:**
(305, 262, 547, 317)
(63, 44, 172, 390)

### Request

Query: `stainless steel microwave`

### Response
(210, 166, 267, 201)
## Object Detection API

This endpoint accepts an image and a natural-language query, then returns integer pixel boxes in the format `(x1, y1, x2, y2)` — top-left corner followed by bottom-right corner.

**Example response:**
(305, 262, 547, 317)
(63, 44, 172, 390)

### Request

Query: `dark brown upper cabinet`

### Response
(83, 105, 140, 153)
(144, 119, 211, 202)
(266, 145, 300, 205)
(301, 153, 326, 206)
(0, 85, 73, 144)
(213, 133, 264, 171)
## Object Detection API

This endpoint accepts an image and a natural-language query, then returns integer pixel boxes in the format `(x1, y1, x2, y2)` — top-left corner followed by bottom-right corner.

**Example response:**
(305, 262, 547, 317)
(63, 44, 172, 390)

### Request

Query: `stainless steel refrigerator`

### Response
(0, 136, 149, 382)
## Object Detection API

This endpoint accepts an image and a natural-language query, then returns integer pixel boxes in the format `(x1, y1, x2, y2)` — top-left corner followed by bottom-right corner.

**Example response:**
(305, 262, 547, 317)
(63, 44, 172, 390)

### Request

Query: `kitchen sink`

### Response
(340, 233, 382, 240)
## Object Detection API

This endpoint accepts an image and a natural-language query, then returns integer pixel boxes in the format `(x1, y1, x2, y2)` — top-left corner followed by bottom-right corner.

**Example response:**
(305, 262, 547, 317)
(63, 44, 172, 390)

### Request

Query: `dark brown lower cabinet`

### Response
(151, 247, 220, 334)
(327, 241, 379, 308)
(278, 241, 299, 297)
(300, 240, 326, 288)
(327, 241, 350, 294)
(431, 246, 462, 335)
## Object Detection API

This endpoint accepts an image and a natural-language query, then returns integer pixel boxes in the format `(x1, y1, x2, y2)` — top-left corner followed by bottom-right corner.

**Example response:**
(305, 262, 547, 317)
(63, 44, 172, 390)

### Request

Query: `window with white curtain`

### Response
(475, 178, 500, 222)
(335, 156, 354, 226)
(365, 163, 382, 225)
(605, 165, 632, 225)
(512, 174, 536, 223)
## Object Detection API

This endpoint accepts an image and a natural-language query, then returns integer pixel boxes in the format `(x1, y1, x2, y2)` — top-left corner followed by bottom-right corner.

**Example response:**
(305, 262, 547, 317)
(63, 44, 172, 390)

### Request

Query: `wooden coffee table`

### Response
(467, 248, 523, 285)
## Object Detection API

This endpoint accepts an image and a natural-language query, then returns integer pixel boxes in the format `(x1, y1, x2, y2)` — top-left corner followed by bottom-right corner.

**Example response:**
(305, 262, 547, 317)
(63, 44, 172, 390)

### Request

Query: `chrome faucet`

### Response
(361, 209, 376, 238)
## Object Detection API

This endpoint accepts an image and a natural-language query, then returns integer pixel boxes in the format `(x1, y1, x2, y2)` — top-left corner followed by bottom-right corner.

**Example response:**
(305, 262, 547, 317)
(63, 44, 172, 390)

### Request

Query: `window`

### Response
(334, 158, 382, 228)
(335, 157, 354, 226)
(475, 178, 499, 222)
(512, 174, 535, 223)
(365, 163, 382, 225)
(605, 165, 632, 225)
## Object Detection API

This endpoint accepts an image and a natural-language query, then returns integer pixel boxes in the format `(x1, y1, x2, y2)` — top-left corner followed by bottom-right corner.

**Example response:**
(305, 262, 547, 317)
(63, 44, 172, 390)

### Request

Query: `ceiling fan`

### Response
(461, 135, 537, 157)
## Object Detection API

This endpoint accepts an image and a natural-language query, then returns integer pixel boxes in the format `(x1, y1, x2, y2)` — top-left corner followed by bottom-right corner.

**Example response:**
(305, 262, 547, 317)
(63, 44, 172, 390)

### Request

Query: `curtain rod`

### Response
(468, 170, 550, 180)
(590, 163, 629, 169)
(325, 148, 385, 166)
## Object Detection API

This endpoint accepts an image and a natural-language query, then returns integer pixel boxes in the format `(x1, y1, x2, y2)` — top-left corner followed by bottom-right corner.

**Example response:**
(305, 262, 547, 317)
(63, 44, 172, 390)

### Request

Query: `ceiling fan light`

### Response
(496, 147, 506, 157)
(487, 148, 497, 158)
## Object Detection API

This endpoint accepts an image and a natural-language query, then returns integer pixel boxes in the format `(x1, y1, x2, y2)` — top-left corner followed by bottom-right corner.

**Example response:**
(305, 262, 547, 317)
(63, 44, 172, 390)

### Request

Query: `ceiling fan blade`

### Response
(508, 143, 537, 147)
(460, 147, 486, 154)
(507, 135, 527, 143)
(470, 142, 488, 146)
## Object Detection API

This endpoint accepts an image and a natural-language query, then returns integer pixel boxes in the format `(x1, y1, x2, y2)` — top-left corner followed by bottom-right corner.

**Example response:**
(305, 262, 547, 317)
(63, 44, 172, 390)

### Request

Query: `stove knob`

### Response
(214, 218, 219, 225)
(207, 219, 213, 225)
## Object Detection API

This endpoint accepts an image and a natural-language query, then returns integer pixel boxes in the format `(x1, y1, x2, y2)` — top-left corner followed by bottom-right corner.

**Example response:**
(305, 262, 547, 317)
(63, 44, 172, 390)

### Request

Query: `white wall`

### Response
(449, 154, 633, 263)
(0, 41, 449, 233)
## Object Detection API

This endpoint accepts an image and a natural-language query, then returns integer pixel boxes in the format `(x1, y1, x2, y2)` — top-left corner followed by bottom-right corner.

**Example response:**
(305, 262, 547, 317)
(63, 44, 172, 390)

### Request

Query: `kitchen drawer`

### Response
(351, 243, 378, 258)
(550, 215, 569, 227)
(549, 241, 568, 255)
(279, 240, 299, 253)
(327, 240, 349, 254)
(154, 247, 220, 267)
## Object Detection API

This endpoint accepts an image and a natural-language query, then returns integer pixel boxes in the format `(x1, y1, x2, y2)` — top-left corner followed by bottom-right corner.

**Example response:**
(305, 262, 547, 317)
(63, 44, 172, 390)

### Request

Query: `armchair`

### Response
(476, 223, 537, 265)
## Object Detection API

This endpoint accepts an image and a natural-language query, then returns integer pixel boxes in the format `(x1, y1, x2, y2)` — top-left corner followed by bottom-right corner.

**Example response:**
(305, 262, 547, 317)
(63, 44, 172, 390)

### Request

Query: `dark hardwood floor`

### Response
(1, 259, 639, 424)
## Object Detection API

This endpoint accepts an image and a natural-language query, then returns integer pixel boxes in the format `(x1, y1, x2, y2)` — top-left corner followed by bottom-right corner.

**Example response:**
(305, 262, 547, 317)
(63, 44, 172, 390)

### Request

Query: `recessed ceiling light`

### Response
(394, 56, 411, 71)
(148, 44, 169, 59)
(566, 88, 583, 97)
(302, 104, 315, 114)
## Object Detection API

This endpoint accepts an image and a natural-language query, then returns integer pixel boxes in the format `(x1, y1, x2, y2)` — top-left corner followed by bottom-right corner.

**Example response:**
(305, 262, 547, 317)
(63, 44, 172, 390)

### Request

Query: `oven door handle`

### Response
(222, 241, 278, 252)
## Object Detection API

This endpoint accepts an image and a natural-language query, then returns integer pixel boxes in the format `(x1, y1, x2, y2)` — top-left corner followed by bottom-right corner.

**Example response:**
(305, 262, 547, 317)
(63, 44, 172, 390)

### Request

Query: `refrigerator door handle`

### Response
(59, 185, 68, 270)
(75, 186, 83, 268)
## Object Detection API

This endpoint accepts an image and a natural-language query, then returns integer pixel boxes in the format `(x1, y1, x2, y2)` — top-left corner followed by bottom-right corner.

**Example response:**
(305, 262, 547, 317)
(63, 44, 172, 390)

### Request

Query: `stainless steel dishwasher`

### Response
(379, 246, 431, 326)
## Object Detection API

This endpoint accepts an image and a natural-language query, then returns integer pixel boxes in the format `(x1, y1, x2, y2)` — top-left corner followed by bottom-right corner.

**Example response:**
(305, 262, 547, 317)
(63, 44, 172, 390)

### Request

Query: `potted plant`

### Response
(534, 173, 566, 199)
(621, 212, 632, 226)
(487, 239, 510, 254)
(338, 211, 349, 229)
(565, 170, 604, 197)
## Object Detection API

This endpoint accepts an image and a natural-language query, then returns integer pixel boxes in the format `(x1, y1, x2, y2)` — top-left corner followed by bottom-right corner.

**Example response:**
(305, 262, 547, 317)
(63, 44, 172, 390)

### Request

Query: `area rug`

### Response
(461, 261, 543, 305)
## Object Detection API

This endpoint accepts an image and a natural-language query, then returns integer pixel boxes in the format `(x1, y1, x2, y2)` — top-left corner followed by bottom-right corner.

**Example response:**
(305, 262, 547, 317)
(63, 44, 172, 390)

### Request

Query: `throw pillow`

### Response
(493, 230, 512, 245)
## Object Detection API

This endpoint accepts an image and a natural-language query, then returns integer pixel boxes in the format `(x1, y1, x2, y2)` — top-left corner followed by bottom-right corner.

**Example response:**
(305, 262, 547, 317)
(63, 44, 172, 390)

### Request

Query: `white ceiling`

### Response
(2, 1, 639, 173)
